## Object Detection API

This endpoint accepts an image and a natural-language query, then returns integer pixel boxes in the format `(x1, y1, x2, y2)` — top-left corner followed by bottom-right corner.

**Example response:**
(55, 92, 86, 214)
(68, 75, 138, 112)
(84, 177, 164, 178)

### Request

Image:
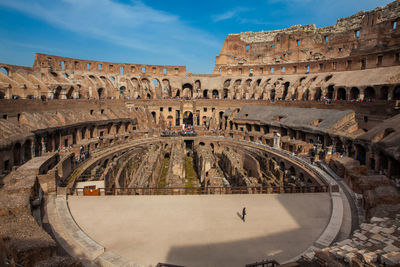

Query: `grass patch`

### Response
(185, 156, 199, 193)
(158, 157, 169, 188)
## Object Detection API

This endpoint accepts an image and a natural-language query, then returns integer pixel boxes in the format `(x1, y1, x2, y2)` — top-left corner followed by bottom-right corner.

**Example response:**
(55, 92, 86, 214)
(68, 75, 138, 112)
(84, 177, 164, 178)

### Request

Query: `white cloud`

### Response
(212, 7, 252, 22)
(0, 0, 220, 57)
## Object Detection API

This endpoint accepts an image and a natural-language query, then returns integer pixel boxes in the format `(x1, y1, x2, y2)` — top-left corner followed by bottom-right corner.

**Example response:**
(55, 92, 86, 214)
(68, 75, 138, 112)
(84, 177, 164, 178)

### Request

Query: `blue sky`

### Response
(0, 0, 393, 74)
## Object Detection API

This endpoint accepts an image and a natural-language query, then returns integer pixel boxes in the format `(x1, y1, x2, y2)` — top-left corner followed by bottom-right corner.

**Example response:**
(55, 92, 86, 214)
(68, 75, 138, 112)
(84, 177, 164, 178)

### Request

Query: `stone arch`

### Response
(212, 89, 219, 99)
(337, 87, 346, 100)
(183, 111, 193, 125)
(314, 88, 322, 100)
(223, 88, 229, 99)
(326, 85, 334, 99)
(350, 87, 360, 100)
(141, 78, 151, 96)
(282, 82, 290, 100)
(130, 78, 140, 98)
(364, 87, 375, 99)
(152, 78, 161, 96)
(182, 83, 193, 98)
(0, 67, 9, 76)
(203, 89, 209, 99)
(97, 88, 105, 99)
(166, 115, 173, 127)
(162, 79, 171, 97)
(0, 90, 5, 99)
(224, 79, 231, 88)
(119, 86, 126, 99)
(270, 89, 276, 101)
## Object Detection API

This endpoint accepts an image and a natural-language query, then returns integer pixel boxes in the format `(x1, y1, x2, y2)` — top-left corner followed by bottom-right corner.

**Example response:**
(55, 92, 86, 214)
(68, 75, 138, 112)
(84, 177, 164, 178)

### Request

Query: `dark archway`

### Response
(98, 88, 105, 99)
(282, 82, 290, 100)
(364, 87, 375, 99)
(182, 83, 193, 98)
(350, 87, 359, 100)
(183, 111, 193, 126)
(212, 90, 219, 99)
(326, 85, 334, 99)
(270, 89, 276, 101)
(203, 90, 209, 99)
(337, 88, 346, 100)
(0, 91, 5, 99)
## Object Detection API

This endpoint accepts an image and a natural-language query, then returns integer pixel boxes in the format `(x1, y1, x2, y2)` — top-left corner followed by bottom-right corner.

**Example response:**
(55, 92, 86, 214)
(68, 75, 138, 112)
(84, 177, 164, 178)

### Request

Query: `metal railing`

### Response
(68, 185, 328, 196)
(245, 259, 280, 267)
(156, 263, 186, 267)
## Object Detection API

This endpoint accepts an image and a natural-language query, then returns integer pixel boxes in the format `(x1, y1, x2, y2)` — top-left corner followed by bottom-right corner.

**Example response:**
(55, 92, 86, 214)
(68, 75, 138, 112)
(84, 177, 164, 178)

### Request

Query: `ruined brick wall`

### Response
(214, 1, 400, 75)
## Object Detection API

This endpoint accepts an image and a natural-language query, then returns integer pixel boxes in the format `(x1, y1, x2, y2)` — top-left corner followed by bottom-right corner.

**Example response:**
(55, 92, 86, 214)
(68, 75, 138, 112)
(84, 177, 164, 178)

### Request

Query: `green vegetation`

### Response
(157, 157, 169, 188)
(185, 156, 200, 193)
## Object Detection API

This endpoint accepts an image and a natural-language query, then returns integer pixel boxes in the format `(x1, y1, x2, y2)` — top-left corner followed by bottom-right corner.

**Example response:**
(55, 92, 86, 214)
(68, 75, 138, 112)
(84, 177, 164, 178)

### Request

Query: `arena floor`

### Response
(68, 193, 331, 267)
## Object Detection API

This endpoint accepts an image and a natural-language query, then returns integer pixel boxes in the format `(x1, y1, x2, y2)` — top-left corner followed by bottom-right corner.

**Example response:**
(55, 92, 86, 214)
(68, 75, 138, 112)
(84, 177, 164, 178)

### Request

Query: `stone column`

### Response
(42, 139, 46, 154)
(273, 133, 281, 149)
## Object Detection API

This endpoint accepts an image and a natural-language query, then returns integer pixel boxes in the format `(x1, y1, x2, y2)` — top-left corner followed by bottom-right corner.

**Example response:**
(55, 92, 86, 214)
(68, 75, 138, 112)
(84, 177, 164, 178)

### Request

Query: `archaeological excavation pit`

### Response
(62, 137, 337, 267)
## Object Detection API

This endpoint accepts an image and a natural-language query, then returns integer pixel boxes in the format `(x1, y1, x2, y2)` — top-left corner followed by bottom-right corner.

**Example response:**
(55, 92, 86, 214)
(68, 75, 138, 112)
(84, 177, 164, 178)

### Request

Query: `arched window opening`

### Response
(350, 87, 360, 100)
(282, 82, 290, 100)
(97, 88, 104, 99)
(364, 87, 375, 99)
(0, 67, 9, 76)
(203, 90, 209, 99)
(314, 88, 322, 100)
(337, 88, 346, 100)
(326, 85, 334, 99)
(212, 90, 219, 99)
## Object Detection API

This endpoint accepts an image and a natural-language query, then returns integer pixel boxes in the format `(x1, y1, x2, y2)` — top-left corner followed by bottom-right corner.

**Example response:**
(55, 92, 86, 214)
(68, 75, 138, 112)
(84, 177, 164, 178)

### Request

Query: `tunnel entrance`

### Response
(183, 111, 193, 126)
(184, 140, 193, 151)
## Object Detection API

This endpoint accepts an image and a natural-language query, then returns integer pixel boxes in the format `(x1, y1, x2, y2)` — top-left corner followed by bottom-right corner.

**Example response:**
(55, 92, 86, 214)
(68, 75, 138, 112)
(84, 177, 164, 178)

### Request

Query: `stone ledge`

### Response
(315, 192, 344, 248)
(55, 195, 104, 260)
(96, 251, 142, 267)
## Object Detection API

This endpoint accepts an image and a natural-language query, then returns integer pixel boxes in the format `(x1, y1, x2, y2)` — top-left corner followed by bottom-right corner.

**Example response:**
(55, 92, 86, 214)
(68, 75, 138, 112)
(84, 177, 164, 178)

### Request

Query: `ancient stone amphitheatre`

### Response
(1, 1, 400, 266)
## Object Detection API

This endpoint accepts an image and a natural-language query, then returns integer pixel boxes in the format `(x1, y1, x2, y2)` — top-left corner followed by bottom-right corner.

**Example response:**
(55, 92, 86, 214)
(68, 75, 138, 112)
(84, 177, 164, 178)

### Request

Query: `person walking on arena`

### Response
(242, 207, 246, 222)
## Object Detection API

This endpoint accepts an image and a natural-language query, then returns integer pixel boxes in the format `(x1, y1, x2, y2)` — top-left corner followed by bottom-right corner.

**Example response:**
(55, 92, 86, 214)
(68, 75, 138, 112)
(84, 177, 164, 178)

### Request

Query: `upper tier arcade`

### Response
(214, 0, 400, 75)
